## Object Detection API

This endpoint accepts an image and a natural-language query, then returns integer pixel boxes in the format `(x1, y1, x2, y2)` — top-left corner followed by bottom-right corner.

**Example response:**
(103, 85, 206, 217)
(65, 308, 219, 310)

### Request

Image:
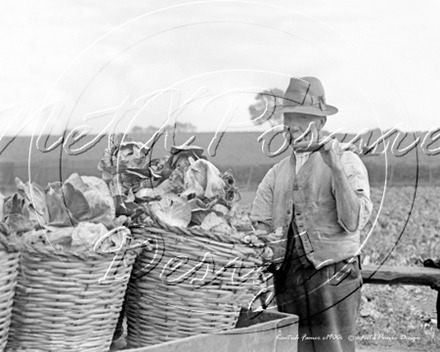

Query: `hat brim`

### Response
(280, 104, 338, 116)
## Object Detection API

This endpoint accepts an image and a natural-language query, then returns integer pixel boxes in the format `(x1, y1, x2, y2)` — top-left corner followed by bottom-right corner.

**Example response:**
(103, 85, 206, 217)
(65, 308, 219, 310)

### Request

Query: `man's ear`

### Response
(317, 116, 327, 130)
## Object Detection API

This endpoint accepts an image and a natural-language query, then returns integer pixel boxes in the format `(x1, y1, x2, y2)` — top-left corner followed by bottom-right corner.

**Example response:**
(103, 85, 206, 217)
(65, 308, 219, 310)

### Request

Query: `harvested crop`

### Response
(99, 135, 242, 233)
(5, 213, 35, 234)
(15, 177, 49, 226)
(46, 182, 72, 226)
(0, 221, 19, 251)
(198, 212, 232, 233)
(183, 159, 225, 199)
(63, 173, 115, 228)
(1, 174, 125, 251)
(62, 182, 91, 222)
(98, 133, 165, 196)
(24, 223, 128, 253)
(149, 193, 192, 228)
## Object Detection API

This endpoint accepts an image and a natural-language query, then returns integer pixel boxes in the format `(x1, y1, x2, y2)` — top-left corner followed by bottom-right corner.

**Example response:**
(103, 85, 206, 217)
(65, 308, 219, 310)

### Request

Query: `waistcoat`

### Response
(254, 152, 361, 269)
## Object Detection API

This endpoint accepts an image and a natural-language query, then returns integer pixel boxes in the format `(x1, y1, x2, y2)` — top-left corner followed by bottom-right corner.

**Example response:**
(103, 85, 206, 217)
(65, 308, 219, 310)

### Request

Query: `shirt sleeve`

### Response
(334, 151, 373, 233)
(250, 166, 275, 229)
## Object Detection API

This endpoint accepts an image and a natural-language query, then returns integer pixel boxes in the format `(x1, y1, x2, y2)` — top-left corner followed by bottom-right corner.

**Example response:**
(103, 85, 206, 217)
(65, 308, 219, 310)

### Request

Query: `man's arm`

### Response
(320, 141, 372, 232)
(250, 166, 290, 266)
(331, 162, 362, 232)
(250, 166, 276, 232)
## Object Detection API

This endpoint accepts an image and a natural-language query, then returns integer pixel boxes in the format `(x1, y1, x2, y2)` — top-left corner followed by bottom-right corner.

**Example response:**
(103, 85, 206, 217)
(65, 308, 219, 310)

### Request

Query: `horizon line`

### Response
(0, 127, 432, 138)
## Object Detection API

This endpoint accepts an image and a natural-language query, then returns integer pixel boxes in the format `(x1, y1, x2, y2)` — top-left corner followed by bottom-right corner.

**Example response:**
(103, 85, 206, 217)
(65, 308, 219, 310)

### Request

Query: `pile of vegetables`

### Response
(0, 174, 128, 252)
(98, 134, 281, 261)
(98, 134, 241, 230)
(0, 133, 282, 260)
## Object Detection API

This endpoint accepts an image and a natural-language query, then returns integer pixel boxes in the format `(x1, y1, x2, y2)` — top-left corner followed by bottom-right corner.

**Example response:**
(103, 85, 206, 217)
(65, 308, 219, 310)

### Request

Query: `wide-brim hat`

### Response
(280, 76, 338, 116)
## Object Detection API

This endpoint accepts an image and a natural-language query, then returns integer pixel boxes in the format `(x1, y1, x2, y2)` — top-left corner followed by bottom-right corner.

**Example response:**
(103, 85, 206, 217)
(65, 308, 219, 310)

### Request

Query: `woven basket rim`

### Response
(18, 236, 146, 259)
(132, 206, 253, 245)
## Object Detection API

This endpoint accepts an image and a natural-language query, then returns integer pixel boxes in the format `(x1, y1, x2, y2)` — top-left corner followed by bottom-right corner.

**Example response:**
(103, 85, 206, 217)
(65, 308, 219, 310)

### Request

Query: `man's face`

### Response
(283, 112, 326, 143)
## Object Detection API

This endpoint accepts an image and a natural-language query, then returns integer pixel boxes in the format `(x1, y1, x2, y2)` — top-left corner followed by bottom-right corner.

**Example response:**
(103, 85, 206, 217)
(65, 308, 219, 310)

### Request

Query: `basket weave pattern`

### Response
(5, 244, 139, 352)
(0, 250, 19, 351)
(125, 224, 264, 348)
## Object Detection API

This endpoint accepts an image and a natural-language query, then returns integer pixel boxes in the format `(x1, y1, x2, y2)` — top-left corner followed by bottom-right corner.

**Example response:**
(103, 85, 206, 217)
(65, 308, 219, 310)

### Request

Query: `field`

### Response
(3, 131, 440, 190)
(239, 186, 440, 351)
(357, 186, 440, 351)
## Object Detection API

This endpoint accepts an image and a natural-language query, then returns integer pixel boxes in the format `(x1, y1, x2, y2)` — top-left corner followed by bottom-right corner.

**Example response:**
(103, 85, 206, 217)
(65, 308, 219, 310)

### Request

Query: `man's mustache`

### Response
(284, 128, 318, 143)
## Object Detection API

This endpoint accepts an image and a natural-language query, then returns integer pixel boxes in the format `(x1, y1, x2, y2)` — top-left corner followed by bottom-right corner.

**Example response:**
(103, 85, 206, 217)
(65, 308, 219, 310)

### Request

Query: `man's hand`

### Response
(318, 138, 343, 171)
(248, 225, 287, 267)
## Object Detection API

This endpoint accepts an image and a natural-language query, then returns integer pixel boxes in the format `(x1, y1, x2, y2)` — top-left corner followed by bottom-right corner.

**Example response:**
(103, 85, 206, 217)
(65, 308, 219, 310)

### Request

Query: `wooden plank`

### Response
(361, 264, 440, 329)
(361, 264, 440, 287)
(122, 310, 298, 352)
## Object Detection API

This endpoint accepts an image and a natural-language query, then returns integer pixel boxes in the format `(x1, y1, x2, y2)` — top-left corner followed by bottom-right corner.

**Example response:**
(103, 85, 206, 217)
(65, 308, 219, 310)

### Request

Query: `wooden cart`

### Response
(121, 309, 298, 352)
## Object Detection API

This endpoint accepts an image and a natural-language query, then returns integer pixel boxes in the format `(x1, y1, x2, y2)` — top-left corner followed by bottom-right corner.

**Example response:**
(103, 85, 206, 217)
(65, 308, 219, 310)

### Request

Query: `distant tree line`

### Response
(249, 88, 284, 127)
(131, 122, 197, 135)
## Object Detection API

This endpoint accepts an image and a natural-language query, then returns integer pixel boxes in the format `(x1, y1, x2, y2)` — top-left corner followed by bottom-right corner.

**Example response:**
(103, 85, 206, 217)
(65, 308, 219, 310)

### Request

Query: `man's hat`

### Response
(280, 76, 338, 116)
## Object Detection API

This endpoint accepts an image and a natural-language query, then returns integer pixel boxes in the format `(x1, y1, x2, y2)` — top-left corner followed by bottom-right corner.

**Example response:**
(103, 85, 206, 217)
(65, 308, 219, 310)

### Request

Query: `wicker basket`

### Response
(125, 217, 266, 348)
(5, 230, 144, 352)
(0, 241, 19, 352)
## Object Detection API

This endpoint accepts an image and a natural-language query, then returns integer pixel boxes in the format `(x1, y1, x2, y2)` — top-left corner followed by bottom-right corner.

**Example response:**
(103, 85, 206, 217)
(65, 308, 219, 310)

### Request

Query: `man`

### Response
(251, 77, 373, 352)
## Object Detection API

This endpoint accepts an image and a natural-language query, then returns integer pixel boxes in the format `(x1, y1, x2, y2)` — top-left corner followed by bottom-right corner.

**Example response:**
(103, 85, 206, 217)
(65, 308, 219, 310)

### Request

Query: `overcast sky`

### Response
(1, 0, 440, 137)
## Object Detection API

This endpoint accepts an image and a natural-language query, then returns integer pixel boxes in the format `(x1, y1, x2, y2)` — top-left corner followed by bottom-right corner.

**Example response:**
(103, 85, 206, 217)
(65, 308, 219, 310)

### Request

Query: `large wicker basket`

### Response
(0, 241, 19, 352)
(5, 231, 144, 352)
(125, 217, 266, 348)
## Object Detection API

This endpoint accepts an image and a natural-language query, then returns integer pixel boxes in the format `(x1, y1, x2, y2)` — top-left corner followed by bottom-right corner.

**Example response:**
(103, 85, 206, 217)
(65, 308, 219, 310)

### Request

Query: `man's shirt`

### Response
(294, 151, 311, 175)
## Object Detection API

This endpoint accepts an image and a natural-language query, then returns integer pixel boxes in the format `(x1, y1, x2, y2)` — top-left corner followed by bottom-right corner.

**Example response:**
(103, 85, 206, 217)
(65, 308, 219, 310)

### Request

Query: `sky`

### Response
(1, 0, 440, 138)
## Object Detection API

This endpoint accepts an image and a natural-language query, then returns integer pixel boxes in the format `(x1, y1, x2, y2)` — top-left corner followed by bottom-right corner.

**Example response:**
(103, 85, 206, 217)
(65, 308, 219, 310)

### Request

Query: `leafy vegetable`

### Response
(46, 182, 73, 226)
(221, 170, 240, 203)
(23, 222, 127, 253)
(25, 226, 74, 249)
(62, 182, 91, 222)
(169, 144, 205, 169)
(81, 176, 115, 227)
(98, 133, 160, 196)
(3, 193, 25, 217)
(0, 173, 122, 251)
(199, 212, 231, 233)
(149, 193, 192, 228)
(15, 177, 49, 226)
(0, 221, 19, 251)
(98, 135, 244, 232)
(71, 222, 108, 249)
(5, 213, 37, 234)
(135, 187, 168, 200)
(63, 173, 115, 228)
(183, 159, 225, 199)
(0, 222, 9, 236)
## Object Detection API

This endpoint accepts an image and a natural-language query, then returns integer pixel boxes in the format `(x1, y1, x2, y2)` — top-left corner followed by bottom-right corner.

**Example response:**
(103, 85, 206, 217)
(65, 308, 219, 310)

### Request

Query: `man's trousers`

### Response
(273, 247, 362, 352)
